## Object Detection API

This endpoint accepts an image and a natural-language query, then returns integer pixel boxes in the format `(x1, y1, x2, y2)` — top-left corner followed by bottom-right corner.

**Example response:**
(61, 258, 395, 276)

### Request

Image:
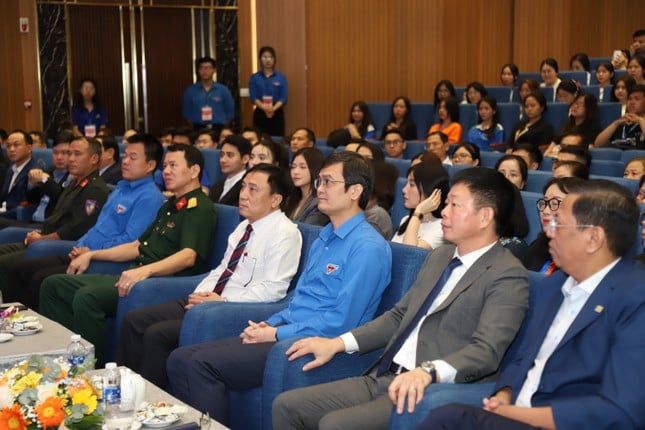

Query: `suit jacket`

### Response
(0, 158, 40, 218)
(495, 258, 645, 430)
(100, 162, 123, 186)
(209, 179, 242, 207)
(353, 243, 529, 383)
(291, 195, 329, 227)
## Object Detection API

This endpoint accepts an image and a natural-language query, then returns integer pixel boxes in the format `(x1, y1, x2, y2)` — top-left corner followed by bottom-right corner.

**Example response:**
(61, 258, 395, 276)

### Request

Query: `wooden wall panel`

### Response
(0, 0, 40, 133)
(305, 0, 397, 136)
(255, 0, 307, 134)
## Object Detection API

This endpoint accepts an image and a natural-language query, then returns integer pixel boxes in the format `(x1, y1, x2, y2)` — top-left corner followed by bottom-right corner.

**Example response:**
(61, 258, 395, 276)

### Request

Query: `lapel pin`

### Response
(594, 305, 604, 313)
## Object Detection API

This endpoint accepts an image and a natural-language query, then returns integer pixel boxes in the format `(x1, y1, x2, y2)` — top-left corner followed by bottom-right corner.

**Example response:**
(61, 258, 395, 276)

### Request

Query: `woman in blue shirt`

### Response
(249, 46, 288, 137)
(467, 96, 504, 151)
(71, 78, 108, 137)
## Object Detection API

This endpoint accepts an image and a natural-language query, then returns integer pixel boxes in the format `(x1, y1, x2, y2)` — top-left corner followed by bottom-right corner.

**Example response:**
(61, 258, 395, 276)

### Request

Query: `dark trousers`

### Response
(0, 242, 27, 303)
(14, 255, 69, 310)
(253, 107, 285, 137)
(116, 299, 187, 388)
(167, 337, 275, 425)
(417, 404, 540, 430)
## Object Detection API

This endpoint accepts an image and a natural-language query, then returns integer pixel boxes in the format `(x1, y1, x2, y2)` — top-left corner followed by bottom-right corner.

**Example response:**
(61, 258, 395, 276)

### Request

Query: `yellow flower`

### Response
(11, 372, 42, 395)
(71, 388, 97, 415)
(35, 396, 66, 428)
(0, 404, 30, 430)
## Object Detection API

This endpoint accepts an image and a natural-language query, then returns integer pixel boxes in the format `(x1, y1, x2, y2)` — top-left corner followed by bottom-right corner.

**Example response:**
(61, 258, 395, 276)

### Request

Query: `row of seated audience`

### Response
(0, 121, 644, 428)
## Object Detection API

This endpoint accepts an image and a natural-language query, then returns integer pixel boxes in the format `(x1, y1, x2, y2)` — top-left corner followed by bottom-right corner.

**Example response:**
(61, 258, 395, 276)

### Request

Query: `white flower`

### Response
(0, 386, 14, 408)
(37, 382, 59, 403)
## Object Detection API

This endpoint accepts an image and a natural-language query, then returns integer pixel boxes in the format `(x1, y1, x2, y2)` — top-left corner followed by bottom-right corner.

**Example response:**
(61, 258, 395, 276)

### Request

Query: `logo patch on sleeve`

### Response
(326, 264, 339, 274)
(116, 204, 126, 213)
(85, 199, 98, 216)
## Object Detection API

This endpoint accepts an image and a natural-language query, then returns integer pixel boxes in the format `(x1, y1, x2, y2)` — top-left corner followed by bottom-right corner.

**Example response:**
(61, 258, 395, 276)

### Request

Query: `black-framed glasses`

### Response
(537, 197, 562, 212)
(314, 177, 346, 188)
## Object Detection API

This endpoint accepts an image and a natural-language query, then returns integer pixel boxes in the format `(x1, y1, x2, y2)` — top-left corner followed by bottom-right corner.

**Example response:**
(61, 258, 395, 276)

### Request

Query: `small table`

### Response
(88, 367, 229, 430)
(0, 308, 95, 371)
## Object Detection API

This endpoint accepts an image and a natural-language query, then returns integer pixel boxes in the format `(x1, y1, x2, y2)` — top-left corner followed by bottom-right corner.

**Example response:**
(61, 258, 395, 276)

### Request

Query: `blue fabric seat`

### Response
(520, 191, 543, 245)
(598, 102, 622, 129)
(479, 151, 505, 168)
(178, 240, 429, 430)
(542, 102, 569, 131)
(390, 176, 408, 230)
(388, 271, 546, 429)
(524, 170, 552, 194)
(589, 147, 622, 161)
(589, 159, 624, 177)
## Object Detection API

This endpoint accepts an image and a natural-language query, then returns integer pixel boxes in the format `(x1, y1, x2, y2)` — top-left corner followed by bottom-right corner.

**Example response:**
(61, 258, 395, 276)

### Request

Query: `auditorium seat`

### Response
(458, 104, 478, 133)
(480, 151, 504, 168)
(598, 102, 622, 128)
(366, 103, 391, 138)
(589, 147, 622, 161)
(589, 159, 624, 177)
(560, 70, 590, 85)
(486, 86, 512, 104)
(520, 191, 543, 244)
(542, 102, 569, 131)
(518, 72, 541, 83)
(589, 175, 639, 195)
(200, 148, 223, 183)
(410, 103, 435, 139)
(621, 150, 645, 164)
(390, 176, 408, 229)
(525, 170, 552, 194)
(497, 102, 520, 136)
(589, 57, 611, 72)
(386, 157, 411, 178)
(403, 141, 426, 159)
(539, 87, 555, 103)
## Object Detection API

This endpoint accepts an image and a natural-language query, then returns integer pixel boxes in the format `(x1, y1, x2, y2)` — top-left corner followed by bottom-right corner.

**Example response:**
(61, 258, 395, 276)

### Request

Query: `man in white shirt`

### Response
(272, 167, 529, 430)
(421, 179, 645, 430)
(116, 163, 302, 388)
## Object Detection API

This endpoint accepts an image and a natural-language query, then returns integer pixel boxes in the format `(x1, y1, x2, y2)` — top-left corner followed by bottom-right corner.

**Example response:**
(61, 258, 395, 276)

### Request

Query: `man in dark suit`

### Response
(273, 168, 529, 430)
(0, 130, 40, 219)
(209, 134, 251, 206)
(97, 134, 122, 186)
(422, 179, 645, 430)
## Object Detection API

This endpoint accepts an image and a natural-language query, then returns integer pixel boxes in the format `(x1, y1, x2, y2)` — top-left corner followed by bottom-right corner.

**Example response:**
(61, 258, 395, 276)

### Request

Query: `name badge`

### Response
(262, 95, 273, 107)
(85, 124, 97, 137)
(201, 106, 213, 122)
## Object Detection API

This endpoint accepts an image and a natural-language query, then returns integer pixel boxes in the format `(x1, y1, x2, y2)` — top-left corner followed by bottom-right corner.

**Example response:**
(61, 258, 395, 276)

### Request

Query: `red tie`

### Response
(213, 224, 253, 294)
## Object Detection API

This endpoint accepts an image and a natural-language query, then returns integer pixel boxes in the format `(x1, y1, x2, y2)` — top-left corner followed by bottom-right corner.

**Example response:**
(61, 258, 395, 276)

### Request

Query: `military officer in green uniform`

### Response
(0, 136, 109, 296)
(39, 144, 218, 364)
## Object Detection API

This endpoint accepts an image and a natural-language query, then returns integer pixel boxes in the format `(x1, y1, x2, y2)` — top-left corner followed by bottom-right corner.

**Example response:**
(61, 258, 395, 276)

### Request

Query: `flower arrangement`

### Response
(0, 355, 102, 430)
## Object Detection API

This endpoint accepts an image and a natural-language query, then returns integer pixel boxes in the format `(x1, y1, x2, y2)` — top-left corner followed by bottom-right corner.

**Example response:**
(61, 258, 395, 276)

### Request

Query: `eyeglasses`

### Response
(384, 140, 403, 146)
(547, 214, 595, 235)
(314, 177, 346, 188)
(452, 152, 472, 160)
(537, 197, 562, 212)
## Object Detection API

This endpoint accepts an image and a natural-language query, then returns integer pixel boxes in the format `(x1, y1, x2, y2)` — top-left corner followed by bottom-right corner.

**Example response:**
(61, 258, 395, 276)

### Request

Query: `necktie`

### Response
(376, 257, 463, 376)
(212, 224, 253, 294)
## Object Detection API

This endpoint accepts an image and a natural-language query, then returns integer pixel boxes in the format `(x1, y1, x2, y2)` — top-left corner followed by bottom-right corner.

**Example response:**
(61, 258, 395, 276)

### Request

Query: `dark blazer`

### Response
(0, 158, 40, 218)
(380, 119, 418, 140)
(100, 162, 123, 186)
(506, 117, 554, 150)
(291, 195, 329, 227)
(496, 258, 645, 429)
(209, 178, 242, 207)
(353, 243, 529, 383)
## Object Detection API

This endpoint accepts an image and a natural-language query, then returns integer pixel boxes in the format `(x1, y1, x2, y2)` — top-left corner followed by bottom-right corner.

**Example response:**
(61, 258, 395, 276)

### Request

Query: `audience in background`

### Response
(383, 129, 407, 159)
(345, 101, 376, 140)
(428, 96, 462, 143)
(380, 96, 417, 140)
(364, 160, 398, 239)
(72, 78, 108, 137)
(289, 127, 316, 153)
(451, 142, 480, 166)
(425, 131, 452, 165)
(624, 157, 645, 179)
(539, 57, 561, 101)
(433, 80, 456, 111)
(284, 147, 328, 226)
(495, 154, 528, 190)
(466, 96, 504, 150)
(553, 160, 589, 179)
(209, 135, 252, 206)
(512, 143, 543, 170)
(595, 84, 645, 149)
(462, 81, 487, 105)
(391, 162, 449, 250)
(506, 90, 554, 151)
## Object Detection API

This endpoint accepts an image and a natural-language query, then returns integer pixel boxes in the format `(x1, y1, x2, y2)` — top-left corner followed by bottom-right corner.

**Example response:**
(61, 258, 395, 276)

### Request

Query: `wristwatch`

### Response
(413, 211, 423, 220)
(420, 360, 437, 383)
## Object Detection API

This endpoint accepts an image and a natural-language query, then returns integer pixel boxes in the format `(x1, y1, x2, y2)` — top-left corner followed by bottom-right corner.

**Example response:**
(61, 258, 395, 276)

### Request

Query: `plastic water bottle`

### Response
(103, 363, 121, 419)
(67, 334, 87, 366)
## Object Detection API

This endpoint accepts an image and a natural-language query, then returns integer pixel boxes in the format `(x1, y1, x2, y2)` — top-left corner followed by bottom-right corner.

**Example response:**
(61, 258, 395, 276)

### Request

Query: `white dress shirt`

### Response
(515, 258, 620, 406)
(220, 170, 245, 201)
(341, 241, 497, 383)
(193, 209, 302, 302)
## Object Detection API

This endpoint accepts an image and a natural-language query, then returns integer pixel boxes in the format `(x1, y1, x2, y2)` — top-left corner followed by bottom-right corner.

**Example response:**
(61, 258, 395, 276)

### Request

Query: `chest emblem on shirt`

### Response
(85, 199, 98, 216)
(326, 264, 339, 274)
(117, 204, 127, 213)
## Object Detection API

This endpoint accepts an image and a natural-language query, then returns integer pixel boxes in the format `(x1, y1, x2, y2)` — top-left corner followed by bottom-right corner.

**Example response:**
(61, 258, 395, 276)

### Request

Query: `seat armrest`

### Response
(179, 292, 292, 345)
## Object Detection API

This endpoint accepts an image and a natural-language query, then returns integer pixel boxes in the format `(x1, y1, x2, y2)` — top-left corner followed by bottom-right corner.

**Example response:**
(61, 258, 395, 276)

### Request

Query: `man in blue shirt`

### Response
(3, 134, 165, 309)
(182, 56, 234, 130)
(166, 151, 393, 426)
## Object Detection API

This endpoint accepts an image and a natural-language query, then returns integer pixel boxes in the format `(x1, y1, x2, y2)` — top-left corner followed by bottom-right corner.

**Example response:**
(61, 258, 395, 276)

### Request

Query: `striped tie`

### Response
(213, 224, 253, 294)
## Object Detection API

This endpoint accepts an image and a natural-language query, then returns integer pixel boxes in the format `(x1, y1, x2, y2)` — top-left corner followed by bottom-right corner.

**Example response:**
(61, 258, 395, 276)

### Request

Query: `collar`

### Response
(320, 211, 365, 241)
(116, 175, 155, 190)
(99, 162, 115, 176)
(452, 241, 498, 270)
(562, 258, 621, 298)
(224, 169, 246, 187)
(12, 158, 32, 174)
(169, 187, 203, 211)
(246, 208, 282, 230)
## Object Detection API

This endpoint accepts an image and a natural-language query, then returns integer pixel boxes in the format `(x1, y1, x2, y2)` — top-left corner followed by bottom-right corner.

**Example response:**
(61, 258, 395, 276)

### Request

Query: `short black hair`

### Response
(567, 179, 640, 257)
(451, 167, 518, 237)
(291, 127, 316, 144)
(53, 130, 75, 146)
(512, 143, 543, 168)
(10, 129, 33, 146)
(495, 154, 528, 189)
(244, 163, 292, 211)
(100, 135, 120, 162)
(382, 128, 405, 142)
(558, 145, 591, 168)
(173, 127, 195, 145)
(427, 130, 448, 143)
(196, 56, 216, 69)
(79, 136, 103, 159)
(321, 151, 374, 209)
(166, 143, 204, 181)
(222, 135, 252, 157)
(126, 133, 164, 172)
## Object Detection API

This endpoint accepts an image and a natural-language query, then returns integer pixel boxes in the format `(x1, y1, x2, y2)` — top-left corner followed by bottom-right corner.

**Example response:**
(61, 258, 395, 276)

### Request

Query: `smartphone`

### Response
(613, 50, 622, 61)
